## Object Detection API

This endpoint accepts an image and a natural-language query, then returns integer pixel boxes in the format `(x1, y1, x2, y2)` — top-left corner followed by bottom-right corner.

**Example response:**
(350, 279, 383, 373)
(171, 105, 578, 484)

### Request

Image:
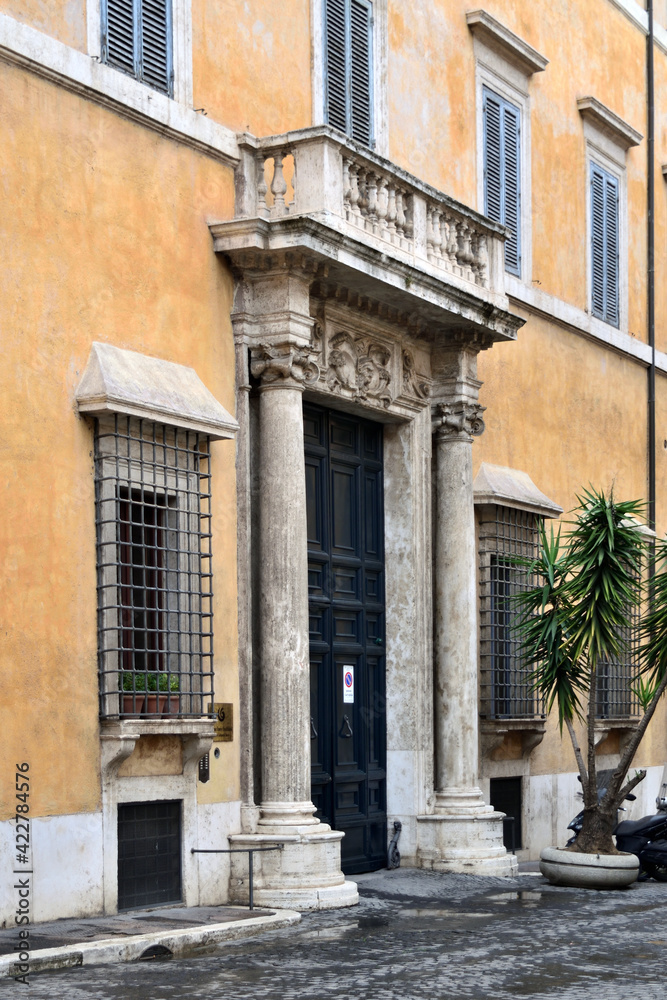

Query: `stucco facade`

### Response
(1, 0, 666, 921)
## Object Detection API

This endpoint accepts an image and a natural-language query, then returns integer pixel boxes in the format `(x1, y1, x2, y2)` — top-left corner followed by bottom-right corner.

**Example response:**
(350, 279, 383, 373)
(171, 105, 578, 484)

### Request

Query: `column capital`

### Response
(250, 342, 320, 390)
(432, 400, 486, 442)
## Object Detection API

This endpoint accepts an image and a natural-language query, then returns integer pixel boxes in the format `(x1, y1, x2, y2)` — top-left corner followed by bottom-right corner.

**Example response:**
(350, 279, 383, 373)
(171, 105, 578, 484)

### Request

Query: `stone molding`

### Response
(250, 343, 320, 389)
(473, 463, 563, 518)
(0, 12, 238, 166)
(432, 401, 486, 442)
(577, 96, 643, 149)
(75, 342, 238, 439)
(466, 9, 548, 76)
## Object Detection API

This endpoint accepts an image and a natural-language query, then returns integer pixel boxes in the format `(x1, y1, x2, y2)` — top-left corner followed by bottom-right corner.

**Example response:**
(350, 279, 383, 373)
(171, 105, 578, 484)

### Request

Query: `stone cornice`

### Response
(212, 215, 525, 347)
(466, 9, 548, 75)
(577, 96, 643, 149)
(0, 12, 238, 166)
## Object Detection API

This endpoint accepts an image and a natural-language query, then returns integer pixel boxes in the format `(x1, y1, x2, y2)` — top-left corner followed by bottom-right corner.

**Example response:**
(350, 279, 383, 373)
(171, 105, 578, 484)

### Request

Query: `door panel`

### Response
(305, 403, 386, 874)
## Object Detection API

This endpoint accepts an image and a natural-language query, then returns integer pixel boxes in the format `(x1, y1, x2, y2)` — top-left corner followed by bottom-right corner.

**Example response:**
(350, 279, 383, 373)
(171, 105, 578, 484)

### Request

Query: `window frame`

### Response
(477, 503, 545, 721)
(583, 135, 628, 332)
(88, 0, 193, 105)
(482, 85, 522, 278)
(94, 414, 214, 720)
(474, 60, 532, 285)
(311, 0, 388, 155)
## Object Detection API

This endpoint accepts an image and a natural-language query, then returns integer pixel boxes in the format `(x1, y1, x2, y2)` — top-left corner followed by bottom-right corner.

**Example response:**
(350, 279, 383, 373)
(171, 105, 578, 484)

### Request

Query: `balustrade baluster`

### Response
(343, 159, 352, 221)
(257, 153, 269, 218)
(396, 190, 406, 242)
(446, 215, 459, 266)
(376, 177, 388, 238)
(271, 150, 288, 216)
(366, 172, 378, 234)
(357, 168, 369, 225)
(386, 184, 397, 239)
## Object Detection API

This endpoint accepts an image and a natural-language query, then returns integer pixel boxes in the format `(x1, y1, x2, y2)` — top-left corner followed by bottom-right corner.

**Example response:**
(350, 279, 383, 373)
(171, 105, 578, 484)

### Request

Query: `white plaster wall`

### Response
(0, 812, 104, 926)
(195, 800, 242, 907)
(524, 764, 667, 859)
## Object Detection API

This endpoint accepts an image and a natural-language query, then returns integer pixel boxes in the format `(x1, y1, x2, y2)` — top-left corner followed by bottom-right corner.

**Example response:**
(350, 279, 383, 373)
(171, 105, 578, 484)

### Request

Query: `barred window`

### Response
(478, 505, 544, 719)
(95, 415, 213, 719)
(596, 598, 640, 720)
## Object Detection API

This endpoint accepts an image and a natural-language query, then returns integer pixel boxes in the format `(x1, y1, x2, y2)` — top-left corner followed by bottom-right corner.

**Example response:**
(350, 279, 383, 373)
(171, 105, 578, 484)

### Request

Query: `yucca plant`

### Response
(515, 487, 667, 855)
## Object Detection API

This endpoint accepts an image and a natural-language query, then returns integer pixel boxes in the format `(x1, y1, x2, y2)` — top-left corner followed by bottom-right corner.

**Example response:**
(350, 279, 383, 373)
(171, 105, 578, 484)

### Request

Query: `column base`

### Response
(228, 830, 359, 911)
(416, 811, 518, 876)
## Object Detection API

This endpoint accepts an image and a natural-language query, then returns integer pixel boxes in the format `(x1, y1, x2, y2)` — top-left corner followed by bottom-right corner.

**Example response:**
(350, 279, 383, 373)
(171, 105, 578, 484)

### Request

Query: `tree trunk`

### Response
(569, 805, 619, 855)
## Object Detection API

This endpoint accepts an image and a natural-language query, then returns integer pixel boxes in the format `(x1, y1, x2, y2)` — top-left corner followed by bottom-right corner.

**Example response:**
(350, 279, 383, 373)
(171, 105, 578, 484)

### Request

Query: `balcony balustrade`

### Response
(233, 126, 508, 300)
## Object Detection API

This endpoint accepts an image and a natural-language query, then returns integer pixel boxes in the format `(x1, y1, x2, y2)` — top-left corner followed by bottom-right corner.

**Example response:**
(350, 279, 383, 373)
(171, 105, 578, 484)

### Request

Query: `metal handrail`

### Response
(190, 845, 284, 910)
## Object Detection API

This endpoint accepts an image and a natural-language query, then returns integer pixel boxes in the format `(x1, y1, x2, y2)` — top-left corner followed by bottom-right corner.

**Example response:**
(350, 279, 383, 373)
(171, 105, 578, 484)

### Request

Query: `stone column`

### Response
(229, 342, 358, 909)
(417, 342, 514, 875)
(252, 344, 318, 828)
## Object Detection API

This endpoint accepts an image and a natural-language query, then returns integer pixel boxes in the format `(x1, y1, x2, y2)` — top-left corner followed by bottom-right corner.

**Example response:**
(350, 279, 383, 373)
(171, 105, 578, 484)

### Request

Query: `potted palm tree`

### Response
(515, 488, 667, 887)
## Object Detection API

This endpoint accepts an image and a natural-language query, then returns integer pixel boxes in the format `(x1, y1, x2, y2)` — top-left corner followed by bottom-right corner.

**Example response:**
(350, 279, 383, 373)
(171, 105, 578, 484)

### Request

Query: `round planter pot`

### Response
(539, 846, 639, 889)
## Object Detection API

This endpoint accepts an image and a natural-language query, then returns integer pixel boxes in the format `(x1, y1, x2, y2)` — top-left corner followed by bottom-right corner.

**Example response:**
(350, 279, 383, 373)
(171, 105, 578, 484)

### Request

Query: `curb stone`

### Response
(0, 909, 301, 978)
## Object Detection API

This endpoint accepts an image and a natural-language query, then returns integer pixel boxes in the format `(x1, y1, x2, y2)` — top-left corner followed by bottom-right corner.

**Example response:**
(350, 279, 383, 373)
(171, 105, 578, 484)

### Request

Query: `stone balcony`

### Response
(212, 126, 519, 346)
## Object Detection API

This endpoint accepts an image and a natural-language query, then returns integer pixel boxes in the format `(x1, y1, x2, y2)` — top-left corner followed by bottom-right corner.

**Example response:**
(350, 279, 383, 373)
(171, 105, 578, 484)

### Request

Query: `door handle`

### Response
(339, 714, 353, 738)
(310, 716, 318, 739)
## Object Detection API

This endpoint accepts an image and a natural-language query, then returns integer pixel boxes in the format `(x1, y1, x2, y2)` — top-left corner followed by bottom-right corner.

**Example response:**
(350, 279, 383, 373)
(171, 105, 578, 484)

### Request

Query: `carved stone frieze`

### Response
(432, 401, 486, 442)
(402, 349, 432, 400)
(250, 344, 320, 389)
(324, 332, 393, 408)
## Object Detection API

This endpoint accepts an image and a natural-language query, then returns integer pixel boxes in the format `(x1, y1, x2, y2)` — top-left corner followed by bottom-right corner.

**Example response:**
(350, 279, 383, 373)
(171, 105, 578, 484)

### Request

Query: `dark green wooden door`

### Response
(305, 403, 387, 874)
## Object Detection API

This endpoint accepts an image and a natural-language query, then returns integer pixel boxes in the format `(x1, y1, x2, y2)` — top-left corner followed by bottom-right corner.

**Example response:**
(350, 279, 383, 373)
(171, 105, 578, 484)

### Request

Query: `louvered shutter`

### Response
(501, 103, 520, 276)
(102, 0, 173, 98)
(325, 0, 373, 146)
(141, 0, 172, 96)
(105, 0, 135, 75)
(350, 0, 372, 145)
(483, 87, 521, 277)
(590, 164, 619, 326)
(483, 90, 502, 225)
(325, 0, 348, 133)
(603, 172, 619, 326)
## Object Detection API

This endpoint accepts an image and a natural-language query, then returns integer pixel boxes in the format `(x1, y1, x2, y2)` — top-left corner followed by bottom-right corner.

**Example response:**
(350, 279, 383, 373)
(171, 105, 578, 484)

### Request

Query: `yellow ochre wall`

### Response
(2, 0, 667, 812)
(0, 61, 240, 821)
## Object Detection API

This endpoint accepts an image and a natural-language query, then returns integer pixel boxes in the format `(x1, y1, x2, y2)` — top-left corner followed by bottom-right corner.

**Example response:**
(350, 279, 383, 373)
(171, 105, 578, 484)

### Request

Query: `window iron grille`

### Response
(478, 505, 545, 720)
(95, 415, 214, 719)
(596, 602, 641, 720)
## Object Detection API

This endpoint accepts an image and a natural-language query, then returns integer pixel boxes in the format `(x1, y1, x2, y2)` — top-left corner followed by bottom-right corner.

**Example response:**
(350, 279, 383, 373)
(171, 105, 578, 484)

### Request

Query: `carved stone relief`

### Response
(324, 331, 392, 407)
(432, 401, 486, 442)
(250, 344, 320, 388)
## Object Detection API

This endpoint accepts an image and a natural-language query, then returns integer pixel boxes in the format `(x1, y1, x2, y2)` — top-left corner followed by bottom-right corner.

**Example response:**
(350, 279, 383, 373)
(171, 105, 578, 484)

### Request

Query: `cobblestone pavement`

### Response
(4, 869, 666, 999)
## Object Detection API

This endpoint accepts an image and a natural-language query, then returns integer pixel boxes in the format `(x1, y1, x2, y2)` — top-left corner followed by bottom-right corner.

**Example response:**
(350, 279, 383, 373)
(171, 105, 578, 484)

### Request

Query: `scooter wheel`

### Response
(645, 863, 667, 883)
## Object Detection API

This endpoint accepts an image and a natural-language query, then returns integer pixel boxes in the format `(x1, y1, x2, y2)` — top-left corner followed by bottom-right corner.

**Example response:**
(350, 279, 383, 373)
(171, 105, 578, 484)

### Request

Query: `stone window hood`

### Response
(474, 463, 562, 759)
(75, 342, 238, 440)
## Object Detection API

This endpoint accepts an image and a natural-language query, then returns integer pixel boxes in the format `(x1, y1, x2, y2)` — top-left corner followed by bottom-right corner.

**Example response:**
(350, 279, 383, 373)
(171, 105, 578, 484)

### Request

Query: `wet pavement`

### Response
(3, 868, 666, 999)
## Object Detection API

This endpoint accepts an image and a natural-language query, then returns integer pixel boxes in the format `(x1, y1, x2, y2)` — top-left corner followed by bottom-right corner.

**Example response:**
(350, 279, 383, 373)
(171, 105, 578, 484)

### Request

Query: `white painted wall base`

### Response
(0, 797, 243, 926)
(0, 812, 104, 926)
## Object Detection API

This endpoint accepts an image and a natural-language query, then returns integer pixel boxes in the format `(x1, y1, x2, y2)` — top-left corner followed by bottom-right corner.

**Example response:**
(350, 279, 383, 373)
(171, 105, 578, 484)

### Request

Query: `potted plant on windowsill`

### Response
(144, 673, 168, 716)
(161, 674, 180, 716)
(515, 488, 667, 888)
(120, 672, 146, 716)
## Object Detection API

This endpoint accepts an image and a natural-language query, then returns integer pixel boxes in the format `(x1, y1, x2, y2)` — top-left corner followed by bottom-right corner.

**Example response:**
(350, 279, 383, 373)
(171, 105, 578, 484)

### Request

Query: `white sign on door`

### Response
(343, 665, 355, 704)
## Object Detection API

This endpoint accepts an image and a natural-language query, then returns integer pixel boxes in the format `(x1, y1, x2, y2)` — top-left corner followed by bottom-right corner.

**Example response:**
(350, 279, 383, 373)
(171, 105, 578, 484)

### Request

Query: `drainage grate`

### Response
(118, 801, 182, 910)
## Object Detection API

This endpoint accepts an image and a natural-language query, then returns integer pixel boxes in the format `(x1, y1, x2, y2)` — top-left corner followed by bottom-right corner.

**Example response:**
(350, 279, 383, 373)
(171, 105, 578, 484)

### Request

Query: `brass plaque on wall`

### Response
(210, 703, 233, 741)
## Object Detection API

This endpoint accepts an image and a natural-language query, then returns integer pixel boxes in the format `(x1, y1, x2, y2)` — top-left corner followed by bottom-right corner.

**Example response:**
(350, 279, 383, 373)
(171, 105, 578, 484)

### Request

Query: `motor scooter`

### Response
(615, 783, 667, 881)
(566, 779, 667, 881)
